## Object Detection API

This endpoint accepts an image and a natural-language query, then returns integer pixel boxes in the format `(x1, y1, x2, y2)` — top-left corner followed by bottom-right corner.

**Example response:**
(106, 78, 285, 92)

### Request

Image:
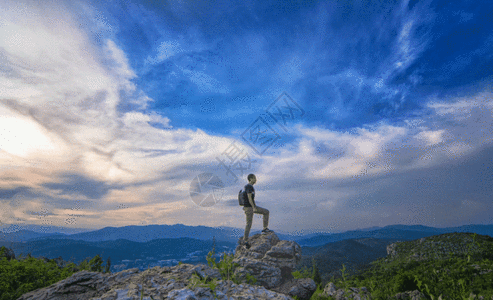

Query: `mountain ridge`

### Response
(2, 223, 493, 247)
(2, 223, 493, 278)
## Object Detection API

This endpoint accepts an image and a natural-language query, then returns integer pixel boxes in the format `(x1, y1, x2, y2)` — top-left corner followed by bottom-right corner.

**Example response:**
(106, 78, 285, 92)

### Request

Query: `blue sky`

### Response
(0, 0, 492, 236)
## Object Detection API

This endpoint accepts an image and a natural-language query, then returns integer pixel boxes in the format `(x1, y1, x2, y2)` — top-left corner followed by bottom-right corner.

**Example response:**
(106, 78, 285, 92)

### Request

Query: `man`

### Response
(241, 173, 272, 249)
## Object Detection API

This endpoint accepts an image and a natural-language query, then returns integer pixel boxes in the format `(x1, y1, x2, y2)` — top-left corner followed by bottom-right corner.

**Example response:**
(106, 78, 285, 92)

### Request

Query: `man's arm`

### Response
(247, 193, 256, 209)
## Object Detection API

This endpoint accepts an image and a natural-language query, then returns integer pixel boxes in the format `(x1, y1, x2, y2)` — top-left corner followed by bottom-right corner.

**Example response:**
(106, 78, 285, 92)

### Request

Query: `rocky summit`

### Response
(13, 231, 317, 300)
(233, 231, 316, 299)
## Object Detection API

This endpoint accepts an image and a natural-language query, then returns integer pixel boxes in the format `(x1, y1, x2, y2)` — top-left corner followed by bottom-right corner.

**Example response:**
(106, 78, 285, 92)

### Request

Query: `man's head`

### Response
(247, 174, 256, 185)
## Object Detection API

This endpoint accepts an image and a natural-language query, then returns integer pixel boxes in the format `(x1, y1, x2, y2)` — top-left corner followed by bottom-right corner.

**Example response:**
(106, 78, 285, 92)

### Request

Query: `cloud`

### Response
(146, 40, 183, 64)
(0, 187, 29, 200)
(1, 0, 492, 234)
(103, 39, 137, 84)
(41, 173, 114, 200)
(179, 68, 230, 94)
(383, 0, 434, 83)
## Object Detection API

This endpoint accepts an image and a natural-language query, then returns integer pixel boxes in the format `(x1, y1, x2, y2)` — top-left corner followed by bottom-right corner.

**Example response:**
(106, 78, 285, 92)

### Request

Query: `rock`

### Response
(387, 290, 430, 300)
(286, 278, 316, 300)
(323, 282, 372, 300)
(270, 277, 317, 300)
(287, 278, 317, 300)
(16, 262, 297, 300)
(232, 232, 302, 290)
(386, 242, 399, 260)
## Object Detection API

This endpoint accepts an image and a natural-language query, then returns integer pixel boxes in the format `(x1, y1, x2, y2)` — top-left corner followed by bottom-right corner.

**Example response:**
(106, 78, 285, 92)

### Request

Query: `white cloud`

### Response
(0, 110, 69, 158)
(380, 1, 434, 82)
(179, 68, 230, 94)
(145, 40, 183, 64)
(103, 39, 137, 81)
(427, 92, 493, 121)
(0, 1, 158, 185)
(414, 129, 446, 146)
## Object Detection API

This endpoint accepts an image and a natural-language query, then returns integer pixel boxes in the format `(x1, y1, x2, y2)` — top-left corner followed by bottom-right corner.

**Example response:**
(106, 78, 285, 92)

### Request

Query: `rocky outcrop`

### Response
(233, 231, 317, 300)
(9, 232, 317, 300)
(232, 232, 301, 288)
(16, 262, 295, 300)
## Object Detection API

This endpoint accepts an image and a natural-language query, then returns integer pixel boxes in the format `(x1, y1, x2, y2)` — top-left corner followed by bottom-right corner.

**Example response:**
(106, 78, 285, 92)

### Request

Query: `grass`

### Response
(1, 232, 492, 300)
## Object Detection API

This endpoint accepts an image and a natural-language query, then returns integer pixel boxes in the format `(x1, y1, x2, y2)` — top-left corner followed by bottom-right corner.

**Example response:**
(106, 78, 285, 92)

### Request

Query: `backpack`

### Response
(238, 189, 246, 206)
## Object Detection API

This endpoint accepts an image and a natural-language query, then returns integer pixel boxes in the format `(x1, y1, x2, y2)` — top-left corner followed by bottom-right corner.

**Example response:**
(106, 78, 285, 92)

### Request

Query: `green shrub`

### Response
(0, 247, 113, 300)
(392, 272, 419, 294)
(206, 237, 243, 285)
(292, 265, 313, 279)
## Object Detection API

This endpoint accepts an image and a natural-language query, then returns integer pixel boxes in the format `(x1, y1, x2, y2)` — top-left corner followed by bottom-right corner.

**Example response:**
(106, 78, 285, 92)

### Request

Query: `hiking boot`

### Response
(244, 242, 251, 249)
(261, 228, 273, 234)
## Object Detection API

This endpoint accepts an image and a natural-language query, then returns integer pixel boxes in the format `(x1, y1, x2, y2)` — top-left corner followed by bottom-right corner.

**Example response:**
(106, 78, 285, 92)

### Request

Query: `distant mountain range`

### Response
(0, 223, 492, 275)
(2, 223, 492, 246)
(0, 223, 321, 245)
(295, 224, 493, 247)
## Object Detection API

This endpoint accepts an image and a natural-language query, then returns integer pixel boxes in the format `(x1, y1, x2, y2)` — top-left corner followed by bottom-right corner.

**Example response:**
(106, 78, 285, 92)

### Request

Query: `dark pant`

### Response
(243, 206, 269, 240)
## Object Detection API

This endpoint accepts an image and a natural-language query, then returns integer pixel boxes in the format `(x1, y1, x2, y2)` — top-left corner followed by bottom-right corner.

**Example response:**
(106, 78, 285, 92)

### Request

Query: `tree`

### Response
(104, 256, 111, 274)
(311, 257, 321, 287)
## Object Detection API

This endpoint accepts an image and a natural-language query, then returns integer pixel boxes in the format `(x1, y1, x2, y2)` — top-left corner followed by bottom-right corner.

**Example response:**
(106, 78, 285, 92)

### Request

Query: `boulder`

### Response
(323, 282, 372, 300)
(271, 277, 317, 300)
(388, 290, 432, 300)
(232, 232, 302, 289)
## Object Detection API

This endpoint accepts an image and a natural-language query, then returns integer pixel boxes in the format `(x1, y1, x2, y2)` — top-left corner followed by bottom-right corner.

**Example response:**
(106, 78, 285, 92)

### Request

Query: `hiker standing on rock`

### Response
(241, 174, 272, 249)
